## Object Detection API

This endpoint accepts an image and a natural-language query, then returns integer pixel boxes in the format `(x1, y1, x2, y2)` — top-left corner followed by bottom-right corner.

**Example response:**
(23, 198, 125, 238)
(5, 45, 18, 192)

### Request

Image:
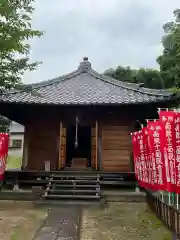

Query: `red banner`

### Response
(147, 121, 158, 190)
(131, 109, 180, 193)
(147, 121, 166, 191)
(159, 111, 176, 192)
(138, 130, 145, 187)
(132, 132, 141, 185)
(141, 127, 150, 188)
(174, 112, 180, 193)
(132, 131, 146, 187)
(0, 133, 9, 180)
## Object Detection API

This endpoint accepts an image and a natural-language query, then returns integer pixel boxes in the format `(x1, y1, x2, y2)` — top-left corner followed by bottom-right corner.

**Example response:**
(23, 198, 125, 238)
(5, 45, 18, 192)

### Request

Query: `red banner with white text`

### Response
(159, 111, 176, 192)
(131, 110, 180, 193)
(141, 127, 150, 188)
(147, 120, 166, 191)
(132, 129, 151, 188)
(174, 112, 180, 193)
(132, 131, 147, 187)
(147, 121, 158, 190)
(132, 132, 141, 186)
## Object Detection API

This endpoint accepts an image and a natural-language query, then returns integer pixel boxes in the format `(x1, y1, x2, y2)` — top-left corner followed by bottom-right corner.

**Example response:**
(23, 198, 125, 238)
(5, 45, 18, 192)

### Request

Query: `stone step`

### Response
(102, 191, 146, 202)
(34, 199, 102, 206)
(51, 184, 98, 188)
(49, 179, 98, 184)
(100, 180, 136, 186)
(45, 189, 99, 194)
(52, 174, 98, 179)
(42, 194, 100, 199)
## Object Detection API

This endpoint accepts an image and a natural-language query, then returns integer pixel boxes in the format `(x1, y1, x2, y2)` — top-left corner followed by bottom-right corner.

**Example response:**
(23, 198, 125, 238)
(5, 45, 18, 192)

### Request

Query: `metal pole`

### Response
(161, 191, 164, 203)
(168, 192, 171, 205)
(172, 192, 175, 206)
(177, 193, 179, 210)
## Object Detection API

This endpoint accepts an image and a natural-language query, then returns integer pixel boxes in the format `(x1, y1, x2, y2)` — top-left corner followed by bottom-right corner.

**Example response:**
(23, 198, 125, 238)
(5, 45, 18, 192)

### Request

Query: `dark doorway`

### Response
(66, 126, 91, 168)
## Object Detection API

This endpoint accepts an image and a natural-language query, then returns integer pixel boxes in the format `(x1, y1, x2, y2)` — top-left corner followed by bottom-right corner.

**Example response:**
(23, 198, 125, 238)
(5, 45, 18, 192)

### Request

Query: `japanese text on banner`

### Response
(159, 111, 176, 192)
(174, 112, 180, 193)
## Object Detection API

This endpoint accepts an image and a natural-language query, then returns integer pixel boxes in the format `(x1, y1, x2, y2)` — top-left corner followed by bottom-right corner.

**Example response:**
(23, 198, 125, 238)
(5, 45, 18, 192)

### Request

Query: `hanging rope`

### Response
(75, 116, 79, 148)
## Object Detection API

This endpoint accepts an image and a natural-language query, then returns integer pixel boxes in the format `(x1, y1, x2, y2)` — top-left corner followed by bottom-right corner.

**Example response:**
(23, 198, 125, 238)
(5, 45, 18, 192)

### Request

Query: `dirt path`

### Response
(33, 207, 80, 240)
(80, 203, 171, 240)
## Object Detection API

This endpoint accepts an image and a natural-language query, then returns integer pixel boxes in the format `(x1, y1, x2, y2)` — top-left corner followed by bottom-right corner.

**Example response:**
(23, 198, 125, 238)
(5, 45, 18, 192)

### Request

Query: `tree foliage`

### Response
(0, 0, 43, 91)
(157, 9, 180, 88)
(0, 0, 43, 131)
(0, 116, 11, 132)
(104, 66, 164, 89)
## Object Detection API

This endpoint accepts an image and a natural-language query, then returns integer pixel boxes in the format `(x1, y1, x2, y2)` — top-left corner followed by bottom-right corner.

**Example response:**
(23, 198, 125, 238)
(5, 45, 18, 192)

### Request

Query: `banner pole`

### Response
(168, 192, 171, 205)
(161, 191, 164, 202)
(177, 193, 179, 210)
(171, 192, 175, 205)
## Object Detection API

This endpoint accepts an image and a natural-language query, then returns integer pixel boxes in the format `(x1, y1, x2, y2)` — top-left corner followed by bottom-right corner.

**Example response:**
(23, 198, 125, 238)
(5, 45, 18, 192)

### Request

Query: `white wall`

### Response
(8, 133, 24, 157)
(10, 121, 24, 133)
(8, 122, 24, 157)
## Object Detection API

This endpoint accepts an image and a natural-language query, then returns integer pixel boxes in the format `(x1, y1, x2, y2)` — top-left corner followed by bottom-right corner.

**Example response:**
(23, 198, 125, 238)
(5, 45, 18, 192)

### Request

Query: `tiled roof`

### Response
(0, 58, 175, 105)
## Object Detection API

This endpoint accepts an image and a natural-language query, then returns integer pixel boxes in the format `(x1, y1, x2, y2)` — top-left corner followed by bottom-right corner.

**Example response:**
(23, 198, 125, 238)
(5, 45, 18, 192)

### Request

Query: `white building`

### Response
(8, 122, 24, 157)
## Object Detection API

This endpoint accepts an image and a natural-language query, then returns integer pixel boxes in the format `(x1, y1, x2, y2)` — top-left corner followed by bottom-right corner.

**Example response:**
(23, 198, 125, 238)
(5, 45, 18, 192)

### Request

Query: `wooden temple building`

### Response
(0, 58, 177, 201)
(0, 58, 176, 201)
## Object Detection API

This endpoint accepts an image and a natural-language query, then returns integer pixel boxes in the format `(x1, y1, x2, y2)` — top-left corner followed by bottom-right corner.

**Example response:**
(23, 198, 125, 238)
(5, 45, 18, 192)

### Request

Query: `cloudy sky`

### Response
(24, 0, 180, 84)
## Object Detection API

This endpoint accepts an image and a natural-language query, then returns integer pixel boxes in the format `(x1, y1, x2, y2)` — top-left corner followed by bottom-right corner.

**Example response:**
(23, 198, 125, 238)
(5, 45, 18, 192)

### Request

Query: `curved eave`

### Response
(0, 94, 176, 107)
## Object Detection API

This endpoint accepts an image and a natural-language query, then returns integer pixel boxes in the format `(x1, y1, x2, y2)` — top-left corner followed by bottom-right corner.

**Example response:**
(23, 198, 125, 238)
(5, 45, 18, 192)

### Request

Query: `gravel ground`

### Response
(0, 201, 173, 240)
(0, 201, 47, 240)
(80, 202, 172, 240)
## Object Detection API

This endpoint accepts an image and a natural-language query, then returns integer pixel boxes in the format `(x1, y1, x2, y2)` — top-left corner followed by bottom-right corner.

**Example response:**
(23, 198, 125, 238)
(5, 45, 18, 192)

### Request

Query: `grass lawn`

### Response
(6, 156, 22, 170)
(0, 201, 48, 240)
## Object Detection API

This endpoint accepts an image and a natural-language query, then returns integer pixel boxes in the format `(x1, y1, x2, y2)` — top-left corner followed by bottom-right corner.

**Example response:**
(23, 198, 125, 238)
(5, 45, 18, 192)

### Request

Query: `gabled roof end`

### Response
(78, 57, 91, 72)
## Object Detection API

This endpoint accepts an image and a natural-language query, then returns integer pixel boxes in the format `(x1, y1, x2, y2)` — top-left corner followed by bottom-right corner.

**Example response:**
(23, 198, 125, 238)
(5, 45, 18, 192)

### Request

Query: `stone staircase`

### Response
(42, 172, 100, 202)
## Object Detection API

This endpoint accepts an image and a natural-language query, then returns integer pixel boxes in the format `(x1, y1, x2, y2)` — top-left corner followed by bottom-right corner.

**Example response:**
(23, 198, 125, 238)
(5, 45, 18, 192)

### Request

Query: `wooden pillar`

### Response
(58, 122, 66, 169)
(22, 126, 28, 170)
(91, 121, 99, 170)
(95, 121, 98, 170)
(98, 125, 102, 170)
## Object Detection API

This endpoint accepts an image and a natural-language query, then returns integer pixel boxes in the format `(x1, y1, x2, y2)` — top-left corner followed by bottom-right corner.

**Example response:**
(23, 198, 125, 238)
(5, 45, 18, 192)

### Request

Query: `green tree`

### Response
(0, 0, 43, 91)
(134, 68, 164, 89)
(0, 117, 11, 132)
(0, 0, 43, 131)
(104, 66, 164, 89)
(104, 66, 135, 83)
(157, 9, 180, 88)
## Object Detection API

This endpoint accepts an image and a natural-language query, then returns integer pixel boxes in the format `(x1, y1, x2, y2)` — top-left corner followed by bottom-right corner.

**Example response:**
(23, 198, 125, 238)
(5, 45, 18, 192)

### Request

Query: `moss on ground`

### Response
(80, 203, 172, 240)
(0, 201, 48, 240)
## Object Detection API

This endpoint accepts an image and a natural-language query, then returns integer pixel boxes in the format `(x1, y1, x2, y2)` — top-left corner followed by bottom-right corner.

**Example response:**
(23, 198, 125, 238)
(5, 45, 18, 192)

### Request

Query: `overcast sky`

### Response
(23, 0, 180, 84)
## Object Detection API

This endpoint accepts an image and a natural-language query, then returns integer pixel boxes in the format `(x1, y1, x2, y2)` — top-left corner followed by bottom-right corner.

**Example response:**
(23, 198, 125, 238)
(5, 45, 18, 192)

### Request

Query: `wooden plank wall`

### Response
(101, 125, 132, 172)
(26, 120, 59, 170)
